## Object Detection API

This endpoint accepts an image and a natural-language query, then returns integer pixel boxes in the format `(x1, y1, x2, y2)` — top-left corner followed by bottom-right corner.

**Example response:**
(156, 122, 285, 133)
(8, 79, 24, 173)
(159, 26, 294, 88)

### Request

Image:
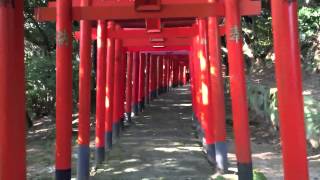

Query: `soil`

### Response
(26, 85, 320, 180)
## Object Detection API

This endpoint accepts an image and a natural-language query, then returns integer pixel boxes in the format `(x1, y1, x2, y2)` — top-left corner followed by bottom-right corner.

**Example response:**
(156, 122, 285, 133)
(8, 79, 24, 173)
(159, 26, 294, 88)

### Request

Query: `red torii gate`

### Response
(0, 0, 309, 180)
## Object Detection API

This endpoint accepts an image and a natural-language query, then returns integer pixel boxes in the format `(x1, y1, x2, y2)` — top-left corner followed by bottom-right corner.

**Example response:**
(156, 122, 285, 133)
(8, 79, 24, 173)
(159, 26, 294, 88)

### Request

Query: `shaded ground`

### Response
(27, 86, 320, 179)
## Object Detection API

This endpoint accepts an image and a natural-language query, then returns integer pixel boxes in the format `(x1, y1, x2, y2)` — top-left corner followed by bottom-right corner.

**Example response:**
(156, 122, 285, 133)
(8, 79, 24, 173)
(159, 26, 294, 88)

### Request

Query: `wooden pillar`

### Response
(77, 1, 92, 177)
(197, 19, 217, 167)
(225, 0, 252, 178)
(131, 52, 140, 115)
(55, 0, 73, 178)
(105, 22, 115, 151)
(95, 20, 107, 165)
(112, 37, 122, 139)
(271, 1, 309, 179)
(0, 0, 26, 179)
(151, 55, 157, 98)
(118, 49, 126, 129)
(158, 56, 164, 94)
(145, 54, 150, 104)
(208, 17, 228, 172)
(138, 53, 146, 112)
(125, 52, 133, 122)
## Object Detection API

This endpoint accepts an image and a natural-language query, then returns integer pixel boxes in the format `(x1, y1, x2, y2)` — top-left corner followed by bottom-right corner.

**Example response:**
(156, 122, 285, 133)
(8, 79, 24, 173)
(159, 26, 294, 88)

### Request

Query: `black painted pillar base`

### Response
(237, 162, 253, 180)
(77, 145, 90, 180)
(105, 131, 113, 150)
(56, 169, 71, 180)
(215, 141, 229, 173)
(132, 104, 139, 116)
(119, 117, 125, 130)
(95, 147, 105, 165)
(151, 90, 157, 98)
(206, 143, 217, 169)
(138, 100, 145, 112)
(113, 122, 121, 140)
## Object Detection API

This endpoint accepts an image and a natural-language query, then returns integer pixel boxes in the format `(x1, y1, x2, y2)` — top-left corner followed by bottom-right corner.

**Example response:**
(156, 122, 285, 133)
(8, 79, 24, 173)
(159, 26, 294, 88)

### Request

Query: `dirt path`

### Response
(91, 86, 215, 179)
(27, 86, 320, 179)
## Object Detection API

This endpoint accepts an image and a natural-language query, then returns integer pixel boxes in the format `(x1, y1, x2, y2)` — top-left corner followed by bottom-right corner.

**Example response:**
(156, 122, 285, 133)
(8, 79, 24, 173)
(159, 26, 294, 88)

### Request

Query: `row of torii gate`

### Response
(0, 0, 310, 180)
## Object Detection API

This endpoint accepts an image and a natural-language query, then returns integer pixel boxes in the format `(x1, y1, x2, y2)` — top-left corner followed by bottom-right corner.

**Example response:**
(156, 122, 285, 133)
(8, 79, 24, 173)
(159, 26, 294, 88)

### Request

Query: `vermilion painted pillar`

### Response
(158, 56, 164, 94)
(271, 1, 309, 179)
(179, 63, 184, 86)
(182, 64, 187, 85)
(150, 55, 157, 99)
(77, 2, 92, 178)
(148, 55, 153, 100)
(173, 60, 179, 88)
(208, 17, 228, 172)
(225, 0, 252, 178)
(169, 59, 173, 90)
(105, 22, 115, 151)
(189, 52, 200, 135)
(0, 1, 26, 179)
(145, 54, 150, 105)
(125, 52, 133, 123)
(95, 20, 107, 165)
(162, 57, 166, 92)
(131, 52, 140, 115)
(191, 35, 204, 144)
(198, 19, 217, 167)
(166, 59, 170, 92)
(163, 57, 168, 93)
(112, 38, 122, 139)
(118, 49, 126, 129)
(138, 53, 146, 112)
(55, 0, 73, 178)
(156, 56, 160, 95)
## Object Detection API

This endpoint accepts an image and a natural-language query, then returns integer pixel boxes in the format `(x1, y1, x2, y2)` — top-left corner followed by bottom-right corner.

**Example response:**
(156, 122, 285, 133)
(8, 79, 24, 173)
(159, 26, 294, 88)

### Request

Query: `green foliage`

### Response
(253, 170, 267, 180)
(298, 6, 320, 72)
(214, 176, 225, 180)
(247, 82, 320, 148)
(26, 46, 80, 117)
(26, 54, 56, 116)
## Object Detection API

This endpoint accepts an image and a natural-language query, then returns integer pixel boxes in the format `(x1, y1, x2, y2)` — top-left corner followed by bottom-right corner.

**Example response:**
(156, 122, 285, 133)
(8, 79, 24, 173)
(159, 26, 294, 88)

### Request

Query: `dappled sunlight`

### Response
(198, 50, 207, 72)
(201, 82, 209, 105)
(171, 103, 192, 107)
(153, 146, 202, 153)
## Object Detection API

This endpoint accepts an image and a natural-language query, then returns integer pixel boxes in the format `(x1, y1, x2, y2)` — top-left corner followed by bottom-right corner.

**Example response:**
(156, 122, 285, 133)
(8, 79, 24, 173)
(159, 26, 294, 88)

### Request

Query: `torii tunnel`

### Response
(0, 0, 310, 180)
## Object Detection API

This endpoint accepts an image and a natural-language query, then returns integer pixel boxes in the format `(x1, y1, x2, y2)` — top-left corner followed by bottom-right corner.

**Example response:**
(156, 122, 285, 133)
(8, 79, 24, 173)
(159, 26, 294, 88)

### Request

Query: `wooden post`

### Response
(95, 20, 107, 165)
(105, 22, 115, 151)
(77, 0, 92, 177)
(0, 0, 26, 179)
(225, 0, 252, 178)
(271, 1, 309, 179)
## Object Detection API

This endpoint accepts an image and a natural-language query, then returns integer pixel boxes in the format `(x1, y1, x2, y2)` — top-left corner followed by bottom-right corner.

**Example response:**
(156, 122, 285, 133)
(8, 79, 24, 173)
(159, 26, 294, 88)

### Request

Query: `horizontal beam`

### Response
(74, 26, 225, 40)
(122, 38, 192, 47)
(126, 46, 190, 52)
(35, 1, 261, 21)
(110, 26, 198, 39)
